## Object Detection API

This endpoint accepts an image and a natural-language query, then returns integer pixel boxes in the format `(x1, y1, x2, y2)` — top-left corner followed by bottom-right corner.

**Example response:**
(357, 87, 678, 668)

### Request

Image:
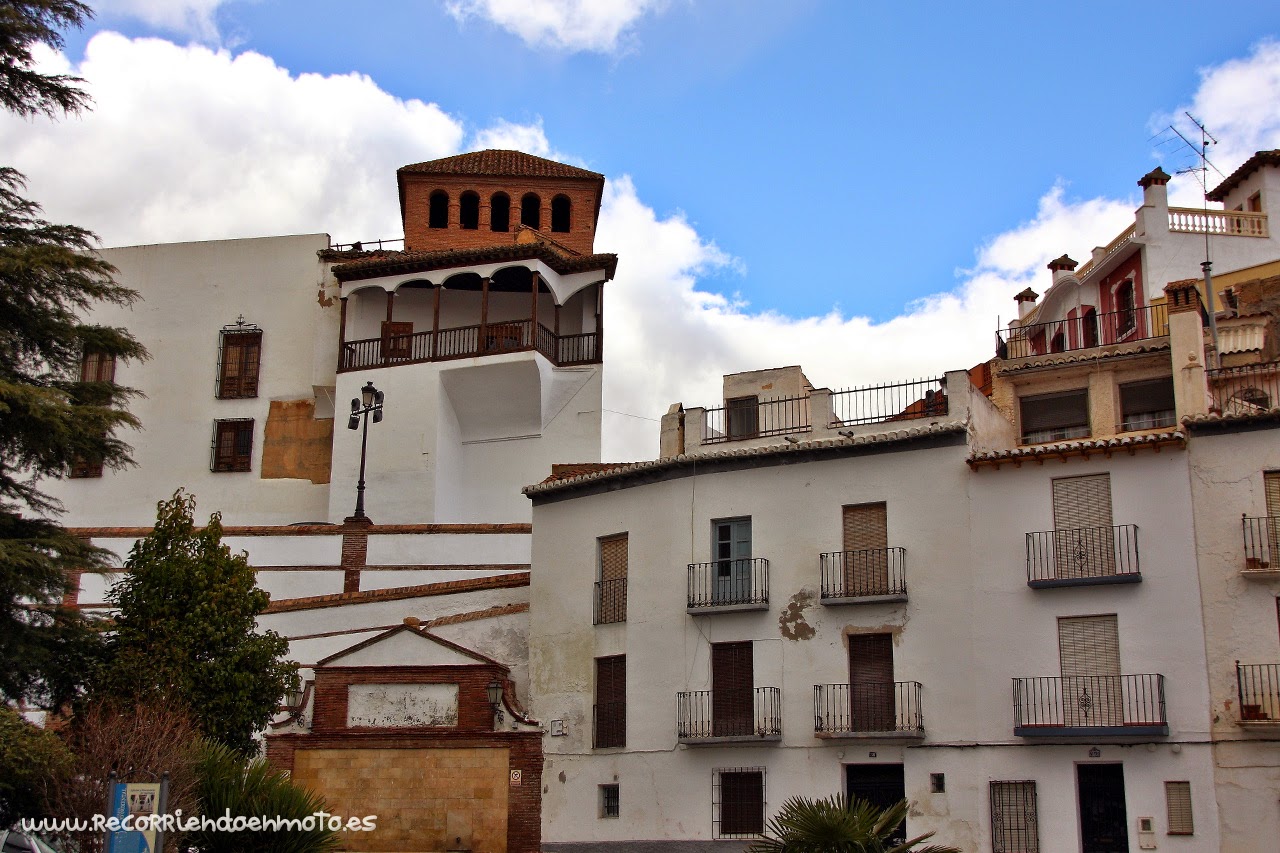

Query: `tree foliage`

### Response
(749, 795, 962, 853)
(0, 703, 73, 826)
(95, 492, 297, 754)
(0, 0, 93, 117)
(0, 1, 148, 708)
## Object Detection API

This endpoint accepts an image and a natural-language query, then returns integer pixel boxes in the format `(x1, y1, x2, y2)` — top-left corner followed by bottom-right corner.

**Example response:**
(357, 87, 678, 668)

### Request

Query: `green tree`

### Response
(189, 742, 341, 853)
(96, 492, 297, 754)
(749, 795, 962, 853)
(0, 0, 148, 708)
(0, 703, 73, 825)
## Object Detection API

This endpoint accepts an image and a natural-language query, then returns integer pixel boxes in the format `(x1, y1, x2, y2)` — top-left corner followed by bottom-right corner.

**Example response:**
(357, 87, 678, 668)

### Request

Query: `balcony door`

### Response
(712, 641, 754, 737)
(843, 503, 889, 596)
(1059, 615, 1122, 728)
(849, 633, 895, 731)
(713, 518, 752, 604)
(1266, 471, 1280, 566)
(1077, 763, 1130, 853)
(1053, 474, 1116, 579)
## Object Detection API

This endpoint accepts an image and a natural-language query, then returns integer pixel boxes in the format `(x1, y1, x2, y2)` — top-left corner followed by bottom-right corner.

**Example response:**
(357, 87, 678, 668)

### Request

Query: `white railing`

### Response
(1075, 225, 1137, 279)
(1168, 208, 1268, 237)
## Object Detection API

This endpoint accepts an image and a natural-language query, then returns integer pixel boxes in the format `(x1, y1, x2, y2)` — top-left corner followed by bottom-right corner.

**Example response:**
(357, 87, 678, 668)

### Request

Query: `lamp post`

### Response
(487, 679, 505, 727)
(347, 381, 384, 520)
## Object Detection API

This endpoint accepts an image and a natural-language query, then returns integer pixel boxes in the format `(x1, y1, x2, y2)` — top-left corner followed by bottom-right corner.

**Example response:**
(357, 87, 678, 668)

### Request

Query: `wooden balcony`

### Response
(339, 319, 600, 372)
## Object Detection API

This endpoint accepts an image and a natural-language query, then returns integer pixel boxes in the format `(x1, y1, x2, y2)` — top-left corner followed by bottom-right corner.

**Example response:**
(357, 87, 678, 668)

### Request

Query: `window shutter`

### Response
(597, 534, 628, 624)
(843, 503, 888, 550)
(218, 330, 262, 398)
(594, 655, 626, 748)
(719, 770, 764, 837)
(1053, 475, 1114, 530)
(1165, 781, 1193, 835)
(712, 642, 754, 737)
(1265, 471, 1280, 517)
(1020, 390, 1089, 433)
(1120, 378, 1175, 427)
(1058, 615, 1120, 677)
(849, 634, 894, 683)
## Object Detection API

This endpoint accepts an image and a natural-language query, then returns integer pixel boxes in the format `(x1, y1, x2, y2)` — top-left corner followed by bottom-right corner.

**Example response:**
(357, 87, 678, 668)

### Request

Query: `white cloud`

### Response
(95, 0, 231, 43)
(471, 118, 552, 156)
(1157, 39, 1280, 206)
(444, 0, 668, 53)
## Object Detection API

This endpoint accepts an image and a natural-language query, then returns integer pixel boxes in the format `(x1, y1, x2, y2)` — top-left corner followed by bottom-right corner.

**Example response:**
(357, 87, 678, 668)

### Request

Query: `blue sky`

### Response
(10, 1, 1280, 456)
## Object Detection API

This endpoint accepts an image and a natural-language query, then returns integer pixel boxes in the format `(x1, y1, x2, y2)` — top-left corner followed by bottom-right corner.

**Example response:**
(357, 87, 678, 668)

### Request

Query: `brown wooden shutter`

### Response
(843, 503, 889, 595)
(719, 770, 764, 836)
(213, 420, 253, 472)
(598, 534, 628, 623)
(1020, 390, 1089, 434)
(594, 655, 625, 748)
(849, 633, 895, 730)
(712, 642, 753, 737)
(1165, 781, 1193, 835)
(381, 321, 413, 360)
(1053, 474, 1116, 578)
(219, 331, 262, 398)
(1059, 615, 1121, 726)
(1265, 471, 1280, 516)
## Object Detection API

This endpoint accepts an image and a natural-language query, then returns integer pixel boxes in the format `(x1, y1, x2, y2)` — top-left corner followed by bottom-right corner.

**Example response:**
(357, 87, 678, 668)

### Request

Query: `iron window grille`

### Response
(599, 784, 620, 819)
(211, 418, 254, 472)
(216, 318, 262, 399)
(713, 767, 765, 839)
(990, 780, 1039, 853)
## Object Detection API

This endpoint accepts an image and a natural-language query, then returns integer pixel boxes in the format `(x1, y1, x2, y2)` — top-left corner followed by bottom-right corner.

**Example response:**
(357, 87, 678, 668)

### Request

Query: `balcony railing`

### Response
(1168, 207, 1269, 237)
(593, 578, 627, 625)
(702, 395, 811, 443)
(996, 303, 1169, 360)
(677, 687, 781, 742)
(813, 682, 923, 737)
(593, 701, 626, 748)
(339, 319, 600, 372)
(687, 558, 769, 612)
(1025, 525, 1141, 588)
(819, 548, 907, 602)
(1243, 516, 1280, 573)
(1074, 225, 1137, 280)
(1208, 361, 1280, 416)
(1013, 674, 1168, 736)
(829, 377, 947, 427)
(1236, 663, 1280, 723)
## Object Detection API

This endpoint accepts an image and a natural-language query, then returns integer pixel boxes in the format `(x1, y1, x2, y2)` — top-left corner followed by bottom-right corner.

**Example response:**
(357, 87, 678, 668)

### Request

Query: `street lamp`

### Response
(347, 381, 384, 520)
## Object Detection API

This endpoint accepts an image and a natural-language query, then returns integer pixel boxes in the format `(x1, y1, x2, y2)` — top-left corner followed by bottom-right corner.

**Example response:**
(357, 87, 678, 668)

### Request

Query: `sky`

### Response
(5, 1, 1280, 459)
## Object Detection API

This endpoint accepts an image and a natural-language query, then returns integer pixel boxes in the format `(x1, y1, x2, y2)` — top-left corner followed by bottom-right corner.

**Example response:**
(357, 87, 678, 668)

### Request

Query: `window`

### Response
(849, 633, 896, 731)
(1165, 781, 1193, 835)
(593, 655, 625, 748)
(1081, 307, 1099, 348)
(1052, 473, 1116, 579)
(1115, 280, 1136, 336)
(520, 192, 541, 229)
(712, 518, 752, 604)
(551, 194, 571, 233)
(842, 502, 890, 597)
(990, 781, 1040, 853)
(1247, 191, 1263, 212)
(1019, 389, 1089, 443)
(490, 192, 510, 232)
(1120, 377, 1176, 430)
(429, 190, 449, 228)
(599, 784, 620, 818)
(726, 395, 759, 438)
(1059, 614, 1122, 727)
(80, 351, 116, 384)
(459, 191, 479, 229)
(711, 641, 753, 737)
(930, 773, 946, 794)
(714, 768, 764, 838)
(595, 534, 628, 624)
(216, 326, 262, 399)
(211, 419, 254, 472)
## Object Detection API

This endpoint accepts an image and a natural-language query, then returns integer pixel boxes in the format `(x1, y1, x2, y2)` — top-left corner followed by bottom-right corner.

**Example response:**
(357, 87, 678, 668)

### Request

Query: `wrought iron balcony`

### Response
(677, 687, 781, 744)
(1209, 361, 1280, 416)
(1013, 674, 1168, 737)
(1242, 516, 1280, 575)
(813, 682, 923, 739)
(702, 394, 811, 443)
(996, 302, 1169, 360)
(593, 578, 627, 624)
(1236, 662, 1280, 724)
(593, 701, 626, 748)
(687, 558, 769, 612)
(1025, 525, 1140, 588)
(819, 548, 907, 603)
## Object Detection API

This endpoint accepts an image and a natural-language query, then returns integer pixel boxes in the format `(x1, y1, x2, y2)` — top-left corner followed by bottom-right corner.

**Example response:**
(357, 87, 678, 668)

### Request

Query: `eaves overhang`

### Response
(968, 430, 1185, 469)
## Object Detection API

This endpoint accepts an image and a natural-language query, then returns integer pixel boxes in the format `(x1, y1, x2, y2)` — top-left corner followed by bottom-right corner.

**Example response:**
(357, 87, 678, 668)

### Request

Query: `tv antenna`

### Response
(1163, 112, 1222, 367)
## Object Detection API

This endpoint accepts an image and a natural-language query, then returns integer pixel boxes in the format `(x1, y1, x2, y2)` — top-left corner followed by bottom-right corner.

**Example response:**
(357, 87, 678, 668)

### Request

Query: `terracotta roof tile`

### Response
(399, 150, 603, 182)
(968, 431, 1185, 468)
(1207, 150, 1280, 202)
(332, 241, 618, 283)
(541, 462, 632, 484)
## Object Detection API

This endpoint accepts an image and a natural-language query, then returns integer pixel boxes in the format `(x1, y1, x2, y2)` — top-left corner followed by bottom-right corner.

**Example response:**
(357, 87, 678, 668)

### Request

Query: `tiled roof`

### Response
(968, 431, 1185, 468)
(398, 150, 603, 182)
(994, 339, 1171, 375)
(524, 421, 969, 498)
(1207, 150, 1280, 201)
(332, 241, 618, 283)
(541, 462, 632, 484)
(1182, 408, 1280, 428)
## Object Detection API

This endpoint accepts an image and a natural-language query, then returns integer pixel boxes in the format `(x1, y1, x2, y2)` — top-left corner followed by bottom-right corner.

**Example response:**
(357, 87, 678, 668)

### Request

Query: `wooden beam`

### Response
(337, 296, 348, 372)
(431, 283, 441, 359)
(480, 277, 490, 355)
